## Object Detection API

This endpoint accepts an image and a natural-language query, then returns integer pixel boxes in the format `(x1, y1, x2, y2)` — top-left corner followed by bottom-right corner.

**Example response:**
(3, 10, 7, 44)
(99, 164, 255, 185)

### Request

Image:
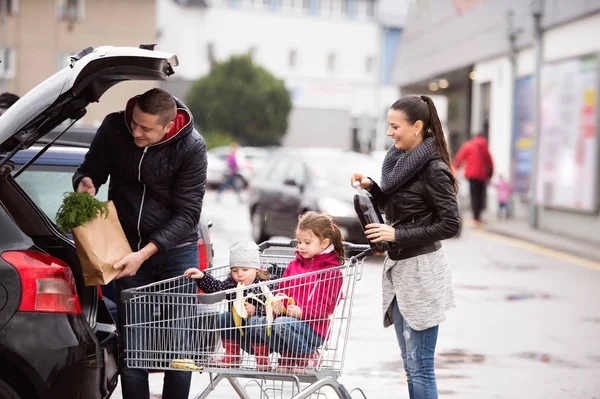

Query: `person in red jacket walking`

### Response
(454, 133, 494, 225)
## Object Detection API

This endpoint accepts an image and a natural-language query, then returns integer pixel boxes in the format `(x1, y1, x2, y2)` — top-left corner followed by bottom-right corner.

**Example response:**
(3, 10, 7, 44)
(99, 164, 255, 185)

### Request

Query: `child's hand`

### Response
(286, 304, 302, 319)
(272, 300, 284, 315)
(244, 302, 256, 316)
(184, 268, 204, 279)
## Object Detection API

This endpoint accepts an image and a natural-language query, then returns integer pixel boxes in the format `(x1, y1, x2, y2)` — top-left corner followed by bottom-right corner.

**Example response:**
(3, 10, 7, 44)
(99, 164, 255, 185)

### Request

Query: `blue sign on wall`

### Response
(511, 75, 534, 194)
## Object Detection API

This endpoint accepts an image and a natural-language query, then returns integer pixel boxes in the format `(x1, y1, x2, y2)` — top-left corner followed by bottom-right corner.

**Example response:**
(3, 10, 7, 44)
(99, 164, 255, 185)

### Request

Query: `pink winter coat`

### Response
(278, 251, 343, 339)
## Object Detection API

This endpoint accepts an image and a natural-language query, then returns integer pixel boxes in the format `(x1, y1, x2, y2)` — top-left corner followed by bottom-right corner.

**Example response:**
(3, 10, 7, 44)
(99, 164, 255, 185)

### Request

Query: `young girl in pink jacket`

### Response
(268, 211, 345, 373)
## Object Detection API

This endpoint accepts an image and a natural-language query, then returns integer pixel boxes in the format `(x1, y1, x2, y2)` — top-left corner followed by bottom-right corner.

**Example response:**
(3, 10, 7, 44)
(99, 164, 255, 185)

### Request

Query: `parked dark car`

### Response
(0, 45, 184, 399)
(248, 148, 381, 244)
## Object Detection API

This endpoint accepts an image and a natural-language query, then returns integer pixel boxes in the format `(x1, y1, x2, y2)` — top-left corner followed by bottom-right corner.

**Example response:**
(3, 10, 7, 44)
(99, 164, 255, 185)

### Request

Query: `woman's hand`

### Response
(183, 268, 205, 279)
(365, 223, 396, 243)
(350, 173, 373, 191)
(244, 302, 256, 317)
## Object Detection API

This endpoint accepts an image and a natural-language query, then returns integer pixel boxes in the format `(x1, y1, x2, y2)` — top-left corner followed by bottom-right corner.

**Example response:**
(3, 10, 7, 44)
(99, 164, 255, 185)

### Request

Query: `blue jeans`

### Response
(217, 173, 241, 195)
(218, 311, 257, 353)
(392, 297, 439, 399)
(115, 245, 198, 399)
(249, 316, 323, 355)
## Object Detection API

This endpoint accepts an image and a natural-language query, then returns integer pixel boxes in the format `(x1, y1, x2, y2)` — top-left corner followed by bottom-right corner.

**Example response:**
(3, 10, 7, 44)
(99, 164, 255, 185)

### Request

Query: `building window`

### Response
(0, 48, 16, 79)
(206, 42, 216, 66)
(365, 0, 374, 17)
(56, 0, 85, 20)
(365, 56, 374, 74)
(342, 0, 357, 18)
(327, 52, 336, 72)
(3, 0, 19, 15)
(303, 0, 319, 15)
(289, 49, 297, 69)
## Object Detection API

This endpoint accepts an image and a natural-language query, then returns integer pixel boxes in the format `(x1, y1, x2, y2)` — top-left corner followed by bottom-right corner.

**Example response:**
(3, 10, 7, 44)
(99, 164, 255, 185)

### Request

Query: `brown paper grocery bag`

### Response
(72, 201, 132, 286)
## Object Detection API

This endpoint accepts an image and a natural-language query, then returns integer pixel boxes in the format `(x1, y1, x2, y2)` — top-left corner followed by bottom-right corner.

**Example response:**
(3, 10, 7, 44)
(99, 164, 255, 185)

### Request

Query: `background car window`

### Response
(285, 159, 306, 186)
(15, 165, 109, 222)
(266, 157, 289, 184)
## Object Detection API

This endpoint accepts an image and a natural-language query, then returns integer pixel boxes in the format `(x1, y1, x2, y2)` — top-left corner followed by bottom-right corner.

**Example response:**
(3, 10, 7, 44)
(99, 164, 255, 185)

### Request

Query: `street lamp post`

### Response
(529, 0, 543, 229)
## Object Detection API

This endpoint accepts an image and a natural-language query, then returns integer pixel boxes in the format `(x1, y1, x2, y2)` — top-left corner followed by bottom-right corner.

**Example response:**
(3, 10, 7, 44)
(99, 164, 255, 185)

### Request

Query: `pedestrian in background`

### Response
(493, 174, 512, 219)
(453, 132, 494, 226)
(217, 141, 243, 203)
(351, 95, 460, 399)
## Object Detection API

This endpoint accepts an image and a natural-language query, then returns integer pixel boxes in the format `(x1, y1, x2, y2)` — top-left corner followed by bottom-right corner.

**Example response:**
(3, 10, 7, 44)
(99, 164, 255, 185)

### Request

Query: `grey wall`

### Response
(282, 107, 352, 149)
(393, 0, 600, 86)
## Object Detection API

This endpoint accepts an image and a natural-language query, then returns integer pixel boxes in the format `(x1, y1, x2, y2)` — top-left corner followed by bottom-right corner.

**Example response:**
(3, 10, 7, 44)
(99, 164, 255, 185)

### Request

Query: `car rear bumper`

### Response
(0, 312, 115, 399)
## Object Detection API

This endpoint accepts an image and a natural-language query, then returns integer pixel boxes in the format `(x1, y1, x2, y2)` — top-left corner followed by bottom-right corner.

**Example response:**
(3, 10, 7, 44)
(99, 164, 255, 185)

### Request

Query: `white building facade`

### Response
(157, 0, 403, 151)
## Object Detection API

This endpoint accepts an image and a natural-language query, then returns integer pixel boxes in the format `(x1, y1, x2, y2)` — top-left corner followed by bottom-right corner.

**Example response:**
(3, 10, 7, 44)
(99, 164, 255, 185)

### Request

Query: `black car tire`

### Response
(251, 209, 269, 243)
(0, 379, 23, 399)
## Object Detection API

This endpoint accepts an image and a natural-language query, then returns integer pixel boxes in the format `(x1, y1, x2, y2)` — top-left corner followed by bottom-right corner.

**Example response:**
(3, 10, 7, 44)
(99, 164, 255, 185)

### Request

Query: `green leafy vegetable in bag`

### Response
(55, 191, 109, 234)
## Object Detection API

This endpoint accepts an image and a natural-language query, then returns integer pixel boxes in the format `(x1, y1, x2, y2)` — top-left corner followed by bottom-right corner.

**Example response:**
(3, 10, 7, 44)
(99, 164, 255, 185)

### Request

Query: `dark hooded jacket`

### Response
(73, 96, 207, 253)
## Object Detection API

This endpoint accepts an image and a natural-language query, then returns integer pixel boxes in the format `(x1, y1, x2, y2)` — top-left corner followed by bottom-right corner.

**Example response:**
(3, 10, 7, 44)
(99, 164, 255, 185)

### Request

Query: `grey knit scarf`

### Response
(380, 137, 438, 194)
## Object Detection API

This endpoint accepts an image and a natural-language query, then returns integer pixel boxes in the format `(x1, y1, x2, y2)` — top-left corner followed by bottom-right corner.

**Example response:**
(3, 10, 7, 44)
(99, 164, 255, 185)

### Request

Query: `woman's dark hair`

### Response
(297, 211, 345, 265)
(390, 95, 458, 193)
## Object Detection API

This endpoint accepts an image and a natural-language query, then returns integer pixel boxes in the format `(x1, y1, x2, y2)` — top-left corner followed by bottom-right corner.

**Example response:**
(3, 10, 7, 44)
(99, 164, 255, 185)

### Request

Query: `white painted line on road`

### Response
(476, 230, 600, 272)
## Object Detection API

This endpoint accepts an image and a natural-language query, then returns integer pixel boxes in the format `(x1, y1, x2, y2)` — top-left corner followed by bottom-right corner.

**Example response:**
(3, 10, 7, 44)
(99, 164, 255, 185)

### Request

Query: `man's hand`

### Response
(114, 242, 159, 279)
(113, 252, 145, 279)
(77, 177, 96, 196)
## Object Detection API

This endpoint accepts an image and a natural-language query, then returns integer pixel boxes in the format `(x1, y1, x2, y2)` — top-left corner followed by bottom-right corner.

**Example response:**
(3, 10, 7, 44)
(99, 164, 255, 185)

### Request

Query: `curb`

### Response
(483, 226, 600, 264)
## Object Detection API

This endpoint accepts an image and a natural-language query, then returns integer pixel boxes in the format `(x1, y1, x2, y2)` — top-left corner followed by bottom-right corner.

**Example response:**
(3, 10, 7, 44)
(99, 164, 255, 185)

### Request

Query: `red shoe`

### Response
(251, 343, 271, 371)
(214, 338, 240, 367)
(275, 351, 295, 373)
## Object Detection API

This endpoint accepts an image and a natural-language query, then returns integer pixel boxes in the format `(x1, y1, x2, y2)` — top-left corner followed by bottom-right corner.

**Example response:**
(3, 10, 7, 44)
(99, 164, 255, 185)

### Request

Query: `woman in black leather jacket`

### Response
(351, 95, 460, 399)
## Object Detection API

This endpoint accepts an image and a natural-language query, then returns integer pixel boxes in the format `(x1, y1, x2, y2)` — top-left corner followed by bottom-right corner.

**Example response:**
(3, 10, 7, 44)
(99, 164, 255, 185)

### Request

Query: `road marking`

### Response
(475, 230, 600, 271)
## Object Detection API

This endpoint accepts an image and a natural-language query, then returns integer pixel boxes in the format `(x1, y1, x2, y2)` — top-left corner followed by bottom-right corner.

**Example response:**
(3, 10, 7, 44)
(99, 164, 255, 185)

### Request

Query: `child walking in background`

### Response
(253, 211, 345, 373)
(494, 174, 512, 219)
(184, 240, 274, 367)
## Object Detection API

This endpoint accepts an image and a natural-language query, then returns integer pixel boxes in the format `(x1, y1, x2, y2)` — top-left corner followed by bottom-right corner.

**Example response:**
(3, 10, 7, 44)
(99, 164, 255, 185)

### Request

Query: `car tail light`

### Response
(197, 238, 209, 271)
(1, 251, 82, 315)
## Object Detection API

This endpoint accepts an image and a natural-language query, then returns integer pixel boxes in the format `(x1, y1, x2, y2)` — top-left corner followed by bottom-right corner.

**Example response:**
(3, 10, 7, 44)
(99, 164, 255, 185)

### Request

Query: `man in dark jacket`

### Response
(73, 88, 206, 399)
(454, 133, 494, 225)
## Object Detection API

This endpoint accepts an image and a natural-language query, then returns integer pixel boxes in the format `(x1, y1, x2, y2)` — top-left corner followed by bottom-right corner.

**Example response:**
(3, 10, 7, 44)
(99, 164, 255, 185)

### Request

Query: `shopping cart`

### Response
(121, 240, 371, 399)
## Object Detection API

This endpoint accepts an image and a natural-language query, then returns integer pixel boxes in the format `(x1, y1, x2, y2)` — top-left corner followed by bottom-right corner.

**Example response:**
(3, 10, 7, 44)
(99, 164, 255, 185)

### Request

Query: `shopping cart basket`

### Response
(121, 240, 371, 399)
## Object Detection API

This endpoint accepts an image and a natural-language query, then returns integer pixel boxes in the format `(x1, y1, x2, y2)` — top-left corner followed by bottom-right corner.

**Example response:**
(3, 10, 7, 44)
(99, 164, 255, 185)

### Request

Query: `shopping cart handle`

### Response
(258, 240, 298, 251)
(342, 241, 370, 251)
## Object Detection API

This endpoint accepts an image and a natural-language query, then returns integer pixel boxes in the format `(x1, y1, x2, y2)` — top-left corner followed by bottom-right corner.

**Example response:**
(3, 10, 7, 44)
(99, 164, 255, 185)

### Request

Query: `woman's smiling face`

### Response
(386, 108, 423, 152)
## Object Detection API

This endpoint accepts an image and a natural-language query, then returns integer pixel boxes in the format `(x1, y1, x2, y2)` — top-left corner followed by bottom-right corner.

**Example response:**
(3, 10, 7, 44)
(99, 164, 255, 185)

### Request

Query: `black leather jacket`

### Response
(370, 159, 460, 260)
(73, 96, 207, 253)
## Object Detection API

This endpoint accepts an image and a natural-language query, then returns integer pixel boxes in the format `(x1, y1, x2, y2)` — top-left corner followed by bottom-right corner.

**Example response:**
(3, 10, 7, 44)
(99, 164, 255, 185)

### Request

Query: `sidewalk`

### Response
(483, 218, 600, 263)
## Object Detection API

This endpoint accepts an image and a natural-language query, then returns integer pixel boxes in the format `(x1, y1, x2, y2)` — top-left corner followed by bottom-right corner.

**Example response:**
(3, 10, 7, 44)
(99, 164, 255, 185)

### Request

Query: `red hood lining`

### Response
(125, 96, 191, 143)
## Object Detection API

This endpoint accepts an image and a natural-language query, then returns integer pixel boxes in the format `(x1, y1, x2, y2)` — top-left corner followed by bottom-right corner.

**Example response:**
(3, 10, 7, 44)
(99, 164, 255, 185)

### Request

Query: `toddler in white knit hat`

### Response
(184, 239, 274, 367)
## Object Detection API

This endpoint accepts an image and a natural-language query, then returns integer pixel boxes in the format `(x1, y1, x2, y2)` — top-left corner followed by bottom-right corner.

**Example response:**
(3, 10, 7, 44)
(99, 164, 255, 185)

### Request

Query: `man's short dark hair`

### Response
(136, 88, 177, 126)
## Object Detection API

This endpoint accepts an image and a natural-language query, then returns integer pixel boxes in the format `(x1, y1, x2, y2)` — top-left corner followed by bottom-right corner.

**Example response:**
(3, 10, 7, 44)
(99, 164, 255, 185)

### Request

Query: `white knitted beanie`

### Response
(229, 240, 262, 269)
